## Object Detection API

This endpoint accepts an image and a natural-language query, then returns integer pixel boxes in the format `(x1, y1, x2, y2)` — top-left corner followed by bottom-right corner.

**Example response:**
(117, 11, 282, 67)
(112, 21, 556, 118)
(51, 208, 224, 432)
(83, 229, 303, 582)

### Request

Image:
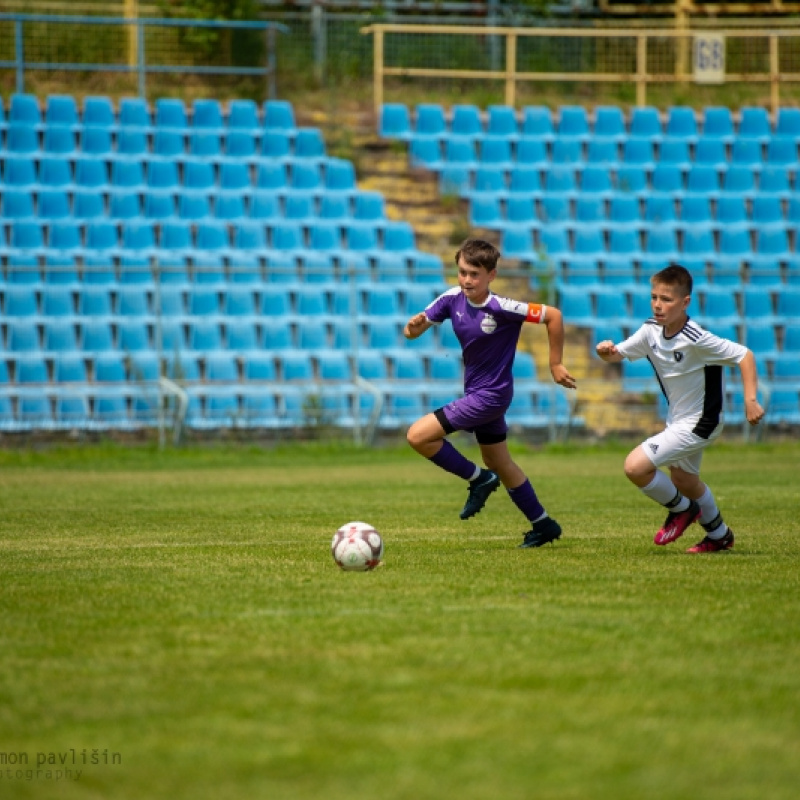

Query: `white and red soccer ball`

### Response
(331, 521, 384, 571)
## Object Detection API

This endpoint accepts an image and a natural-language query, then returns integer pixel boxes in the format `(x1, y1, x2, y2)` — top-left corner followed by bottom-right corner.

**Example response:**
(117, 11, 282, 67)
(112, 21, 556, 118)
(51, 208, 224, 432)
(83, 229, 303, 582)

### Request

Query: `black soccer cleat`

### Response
(460, 469, 500, 520)
(519, 516, 562, 548)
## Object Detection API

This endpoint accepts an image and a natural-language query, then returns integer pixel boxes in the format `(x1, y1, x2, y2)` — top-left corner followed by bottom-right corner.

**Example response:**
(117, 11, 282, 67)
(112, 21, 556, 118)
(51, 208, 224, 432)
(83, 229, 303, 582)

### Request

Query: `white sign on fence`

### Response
(694, 34, 726, 84)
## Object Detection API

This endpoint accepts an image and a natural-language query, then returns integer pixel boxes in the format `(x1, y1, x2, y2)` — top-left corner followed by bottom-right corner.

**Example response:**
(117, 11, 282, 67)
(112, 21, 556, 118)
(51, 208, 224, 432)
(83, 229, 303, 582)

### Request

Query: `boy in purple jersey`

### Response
(596, 264, 765, 553)
(403, 239, 577, 549)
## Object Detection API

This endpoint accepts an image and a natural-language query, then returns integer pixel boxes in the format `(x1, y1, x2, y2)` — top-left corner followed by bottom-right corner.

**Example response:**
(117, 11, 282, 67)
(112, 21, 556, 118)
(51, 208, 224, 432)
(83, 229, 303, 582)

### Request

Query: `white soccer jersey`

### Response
(616, 318, 748, 437)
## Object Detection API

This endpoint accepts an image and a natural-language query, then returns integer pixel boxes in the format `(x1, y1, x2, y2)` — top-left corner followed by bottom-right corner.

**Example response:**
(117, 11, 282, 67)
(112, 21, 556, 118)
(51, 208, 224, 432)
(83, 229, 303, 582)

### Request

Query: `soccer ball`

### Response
(331, 521, 384, 571)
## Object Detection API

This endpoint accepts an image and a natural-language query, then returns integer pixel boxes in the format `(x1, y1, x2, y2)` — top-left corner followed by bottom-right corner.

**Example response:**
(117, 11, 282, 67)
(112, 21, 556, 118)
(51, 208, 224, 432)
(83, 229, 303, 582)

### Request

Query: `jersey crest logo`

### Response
(674, 351, 684, 362)
(480, 314, 497, 334)
(455, 311, 464, 320)
(649, 443, 659, 454)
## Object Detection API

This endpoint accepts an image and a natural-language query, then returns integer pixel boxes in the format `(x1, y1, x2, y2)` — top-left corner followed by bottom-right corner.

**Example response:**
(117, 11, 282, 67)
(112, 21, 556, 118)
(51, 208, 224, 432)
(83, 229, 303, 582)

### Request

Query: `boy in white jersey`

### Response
(403, 239, 577, 549)
(596, 264, 765, 553)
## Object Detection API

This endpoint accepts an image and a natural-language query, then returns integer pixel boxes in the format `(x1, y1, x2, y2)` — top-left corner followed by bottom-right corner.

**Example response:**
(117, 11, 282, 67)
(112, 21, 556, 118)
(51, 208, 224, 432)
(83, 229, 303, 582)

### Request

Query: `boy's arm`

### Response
(403, 312, 434, 340)
(738, 349, 765, 426)
(542, 306, 577, 389)
(595, 340, 626, 364)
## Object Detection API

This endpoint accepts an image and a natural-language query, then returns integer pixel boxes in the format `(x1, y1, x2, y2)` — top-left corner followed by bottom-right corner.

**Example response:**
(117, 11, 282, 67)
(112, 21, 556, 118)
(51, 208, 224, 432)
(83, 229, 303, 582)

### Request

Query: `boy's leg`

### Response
(406, 413, 498, 518)
(479, 441, 561, 548)
(672, 470, 735, 553)
(624, 439, 700, 545)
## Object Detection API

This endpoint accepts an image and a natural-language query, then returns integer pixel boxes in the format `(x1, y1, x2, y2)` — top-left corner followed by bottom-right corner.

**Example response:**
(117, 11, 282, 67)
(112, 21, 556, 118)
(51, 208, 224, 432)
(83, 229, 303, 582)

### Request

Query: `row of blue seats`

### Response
(443, 164, 796, 201)
(410, 136, 800, 172)
(381, 103, 800, 143)
(0, 95, 302, 135)
(0, 158, 357, 194)
(532, 260, 798, 292)
(503, 226, 800, 261)
(1, 283, 439, 318)
(0, 346, 482, 385)
(0, 256, 446, 287)
(0, 382, 575, 432)
(0, 317, 460, 356)
(0, 127, 329, 163)
(0, 185, 386, 222)
(559, 285, 800, 325)
(0, 219, 422, 256)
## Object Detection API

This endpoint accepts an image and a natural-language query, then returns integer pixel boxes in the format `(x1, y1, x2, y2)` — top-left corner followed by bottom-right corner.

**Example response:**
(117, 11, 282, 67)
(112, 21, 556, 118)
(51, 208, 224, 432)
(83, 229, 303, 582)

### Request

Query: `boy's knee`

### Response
(624, 448, 655, 484)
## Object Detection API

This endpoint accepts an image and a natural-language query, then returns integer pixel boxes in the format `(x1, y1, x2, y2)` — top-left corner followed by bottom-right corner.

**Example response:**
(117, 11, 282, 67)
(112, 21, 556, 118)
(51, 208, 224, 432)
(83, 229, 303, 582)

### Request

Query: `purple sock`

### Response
(428, 440, 478, 481)
(508, 479, 545, 522)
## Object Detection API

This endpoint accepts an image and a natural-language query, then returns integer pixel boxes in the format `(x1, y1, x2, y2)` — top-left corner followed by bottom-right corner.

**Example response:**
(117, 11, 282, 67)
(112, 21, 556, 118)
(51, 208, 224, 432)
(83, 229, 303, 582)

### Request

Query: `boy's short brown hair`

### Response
(455, 239, 501, 272)
(652, 263, 693, 297)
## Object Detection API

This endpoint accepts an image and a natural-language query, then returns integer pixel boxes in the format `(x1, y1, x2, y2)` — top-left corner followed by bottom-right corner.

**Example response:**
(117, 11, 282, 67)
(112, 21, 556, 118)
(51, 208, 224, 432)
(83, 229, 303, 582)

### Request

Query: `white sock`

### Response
(468, 465, 481, 482)
(640, 471, 690, 512)
(696, 486, 728, 539)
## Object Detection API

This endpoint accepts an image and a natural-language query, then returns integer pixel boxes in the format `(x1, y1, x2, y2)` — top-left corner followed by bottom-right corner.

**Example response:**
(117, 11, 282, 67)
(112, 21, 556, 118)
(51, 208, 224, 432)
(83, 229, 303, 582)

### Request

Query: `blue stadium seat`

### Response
(205, 353, 239, 382)
(2, 190, 35, 220)
(645, 228, 679, 260)
(81, 126, 114, 158)
(9, 93, 41, 127)
(480, 136, 514, 169)
(615, 166, 648, 197)
(608, 228, 642, 258)
(40, 285, 75, 316)
(738, 107, 771, 141)
(551, 137, 584, 166)
(651, 164, 684, 197)
(409, 137, 443, 170)
(621, 138, 655, 170)
(146, 161, 180, 194)
(731, 139, 763, 170)
(608, 196, 641, 231)
(450, 104, 483, 139)
(685, 165, 720, 198)
(751, 196, 785, 229)
(679, 195, 712, 230)
(515, 137, 548, 169)
(444, 138, 479, 169)
(593, 106, 626, 141)
(666, 106, 698, 142)
(261, 131, 291, 160)
(585, 140, 619, 169)
(149, 130, 184, 161)
(192, 98, 224, 131)
(629, 106, 662, 141)
(117, 129, 149, 160)
(759, 167, 792, 200)
(380, 103, 411, 139)
(682, 229, 716, 260)
(714, 197, 748, 231)
(155, 98, 188, 130)
(507, 166, 540, 198)
(693, 137, 728, 170)
(521, 106, 554, 140)
(415, 103, 447, 138)
(183, 161, 216, 195)
(110, 160, 145, 192)
(659, 138, 692, 170)
(109, 192, 142, 221)
(557, 106, 590, 140)
(703, 107, 734, 142)
(264, 100, 298, 137)
(117, 319, 151, 353)
(775, 107, 800, 141)
(6, 125, 40, 155)
(487, 105, 519, 139)
(720, 166, 756, 198)
(224, 319, 258, 352)
(644, 196, 678, 228)
(119, 255, 153, 285)
(766, 138, 799, 170)
(39, 159, 72, 189)
(3, 156, 38, 188)
(3, 286, 39, 317)
(228, 99, 261, 132)
(215, 195, 247, 222)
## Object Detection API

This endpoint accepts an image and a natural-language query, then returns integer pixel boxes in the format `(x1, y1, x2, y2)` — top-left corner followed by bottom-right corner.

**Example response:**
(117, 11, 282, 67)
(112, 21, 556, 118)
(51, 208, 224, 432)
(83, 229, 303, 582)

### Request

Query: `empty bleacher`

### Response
(0, 94, 578, 433)
(382, 101, 800, 426)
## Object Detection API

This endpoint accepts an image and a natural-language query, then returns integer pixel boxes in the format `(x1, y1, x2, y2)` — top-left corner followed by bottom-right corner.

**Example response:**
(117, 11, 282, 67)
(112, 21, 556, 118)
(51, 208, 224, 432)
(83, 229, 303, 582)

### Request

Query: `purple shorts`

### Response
(435, 390, 509, 444)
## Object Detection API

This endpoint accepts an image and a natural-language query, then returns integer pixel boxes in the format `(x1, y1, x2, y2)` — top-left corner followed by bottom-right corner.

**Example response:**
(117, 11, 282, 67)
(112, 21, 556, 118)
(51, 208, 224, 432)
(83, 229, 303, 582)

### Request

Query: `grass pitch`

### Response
(0, 441, 798, 800)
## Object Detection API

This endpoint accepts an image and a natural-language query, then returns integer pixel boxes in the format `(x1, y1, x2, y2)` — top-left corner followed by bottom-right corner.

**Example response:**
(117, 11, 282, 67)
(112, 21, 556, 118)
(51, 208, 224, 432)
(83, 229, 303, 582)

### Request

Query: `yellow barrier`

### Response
(360, 23, 800, 114)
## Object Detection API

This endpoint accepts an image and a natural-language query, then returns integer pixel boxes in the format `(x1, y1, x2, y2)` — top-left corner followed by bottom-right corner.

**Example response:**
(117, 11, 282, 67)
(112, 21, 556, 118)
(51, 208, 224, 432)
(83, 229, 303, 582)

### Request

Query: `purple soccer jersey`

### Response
(425, 287, 546, 402)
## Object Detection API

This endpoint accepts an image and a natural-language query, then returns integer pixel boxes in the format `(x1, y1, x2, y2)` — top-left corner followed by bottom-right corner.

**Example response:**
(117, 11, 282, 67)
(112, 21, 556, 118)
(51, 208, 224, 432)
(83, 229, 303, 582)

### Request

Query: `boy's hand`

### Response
(550, 363, 577, 389)
(595, 340, 618, 358)
(404, 312, 430, 339)
(745, 398, 765, 426)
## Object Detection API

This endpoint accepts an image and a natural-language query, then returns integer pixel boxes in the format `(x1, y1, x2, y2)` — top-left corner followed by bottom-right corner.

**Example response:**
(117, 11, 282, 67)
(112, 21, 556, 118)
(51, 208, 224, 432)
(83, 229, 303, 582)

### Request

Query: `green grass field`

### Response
(1, 440, 798, 800)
